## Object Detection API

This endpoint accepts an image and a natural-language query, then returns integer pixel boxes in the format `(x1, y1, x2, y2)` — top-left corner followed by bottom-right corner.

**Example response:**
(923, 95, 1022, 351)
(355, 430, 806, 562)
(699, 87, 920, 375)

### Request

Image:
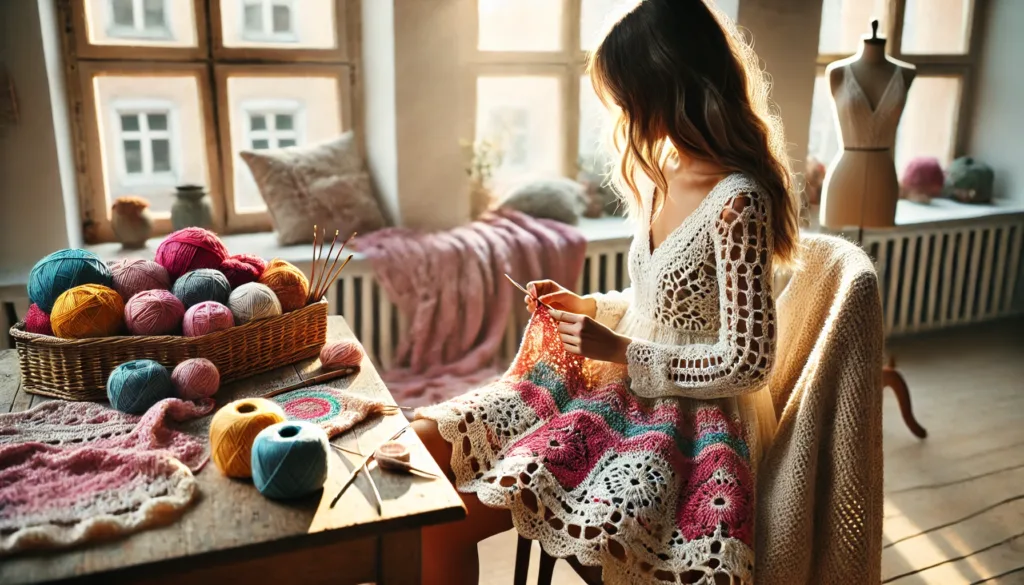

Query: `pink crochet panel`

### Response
(272, 385, 390, 438)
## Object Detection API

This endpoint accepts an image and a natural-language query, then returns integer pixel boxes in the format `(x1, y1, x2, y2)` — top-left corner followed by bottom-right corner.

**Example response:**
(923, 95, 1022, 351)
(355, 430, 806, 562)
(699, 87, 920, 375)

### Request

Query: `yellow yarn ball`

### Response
(51, 284, 124, 339)
(209, 398, 285, 478)
(259, 259, 310, 313)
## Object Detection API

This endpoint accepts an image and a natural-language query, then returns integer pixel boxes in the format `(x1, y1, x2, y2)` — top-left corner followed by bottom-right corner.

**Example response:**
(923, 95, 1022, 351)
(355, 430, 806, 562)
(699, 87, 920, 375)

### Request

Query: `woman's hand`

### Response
(525, 280, 597, 317)
(551, 309, 630, 364)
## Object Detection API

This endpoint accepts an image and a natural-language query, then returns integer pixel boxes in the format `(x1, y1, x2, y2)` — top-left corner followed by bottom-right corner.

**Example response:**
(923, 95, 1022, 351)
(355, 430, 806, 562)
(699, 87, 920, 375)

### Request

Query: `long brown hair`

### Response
(589, 0, 800, 265)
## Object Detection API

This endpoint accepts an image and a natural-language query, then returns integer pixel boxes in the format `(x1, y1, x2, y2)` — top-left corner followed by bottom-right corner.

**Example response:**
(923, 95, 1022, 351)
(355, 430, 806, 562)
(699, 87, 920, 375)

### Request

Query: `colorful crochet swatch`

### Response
(272, 385, 391, 438)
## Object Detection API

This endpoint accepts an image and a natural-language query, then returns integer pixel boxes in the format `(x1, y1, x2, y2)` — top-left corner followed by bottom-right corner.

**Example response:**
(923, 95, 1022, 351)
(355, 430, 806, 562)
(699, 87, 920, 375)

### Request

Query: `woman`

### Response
(412, 0, 801, 583)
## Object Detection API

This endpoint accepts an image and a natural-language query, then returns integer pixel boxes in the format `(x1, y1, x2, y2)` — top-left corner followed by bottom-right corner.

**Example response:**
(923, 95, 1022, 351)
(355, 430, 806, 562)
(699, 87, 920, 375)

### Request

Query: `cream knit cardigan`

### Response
(756, 234, 885, 584)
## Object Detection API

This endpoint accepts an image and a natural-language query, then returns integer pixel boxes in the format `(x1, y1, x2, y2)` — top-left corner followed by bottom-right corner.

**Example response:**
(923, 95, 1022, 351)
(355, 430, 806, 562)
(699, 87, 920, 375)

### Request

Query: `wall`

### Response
(0, 0, 79, 276)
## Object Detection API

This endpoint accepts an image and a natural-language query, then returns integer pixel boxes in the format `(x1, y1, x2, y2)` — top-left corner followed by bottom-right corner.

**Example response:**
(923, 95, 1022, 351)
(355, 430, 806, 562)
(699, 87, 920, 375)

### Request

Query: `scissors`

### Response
(504, 274, 553, 311)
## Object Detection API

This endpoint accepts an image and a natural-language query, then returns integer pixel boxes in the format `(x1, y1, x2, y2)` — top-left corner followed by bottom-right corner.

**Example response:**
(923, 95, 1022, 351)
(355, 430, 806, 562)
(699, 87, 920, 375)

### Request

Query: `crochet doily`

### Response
(272, 385, 390, 438)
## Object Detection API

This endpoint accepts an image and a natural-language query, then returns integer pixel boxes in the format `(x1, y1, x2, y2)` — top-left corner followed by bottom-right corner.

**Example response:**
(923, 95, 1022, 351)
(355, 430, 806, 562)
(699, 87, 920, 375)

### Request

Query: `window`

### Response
(64, 0, 353, 242)
(106, 0, 170, 40)
(808, 0, 982, 173)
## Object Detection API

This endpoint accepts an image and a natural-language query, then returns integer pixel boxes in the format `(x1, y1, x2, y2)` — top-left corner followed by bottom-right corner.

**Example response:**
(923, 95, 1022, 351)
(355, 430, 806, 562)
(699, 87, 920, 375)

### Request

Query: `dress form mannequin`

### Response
(820, 21, 916, 229)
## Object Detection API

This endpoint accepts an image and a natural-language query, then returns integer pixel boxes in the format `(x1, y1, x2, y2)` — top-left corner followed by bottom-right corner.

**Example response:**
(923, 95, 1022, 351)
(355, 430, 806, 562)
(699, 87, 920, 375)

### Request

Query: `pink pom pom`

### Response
(25, 303, 53, 336)
(171, 358, 220, 400)
(124, 289, 185, 336)
(109, 259, 170, 300)
(182, 301, 235, 337)
(156, 228, 229, 281)
(320, 341, 364, 370)
(219, 254, 267, 288)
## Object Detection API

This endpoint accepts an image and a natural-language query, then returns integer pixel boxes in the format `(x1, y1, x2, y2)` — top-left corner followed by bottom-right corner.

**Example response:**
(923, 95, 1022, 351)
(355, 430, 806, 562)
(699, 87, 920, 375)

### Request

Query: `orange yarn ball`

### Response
(320, 340, 364, 369)
(258, 259, 309, 313)
(51, 284, 124, 339)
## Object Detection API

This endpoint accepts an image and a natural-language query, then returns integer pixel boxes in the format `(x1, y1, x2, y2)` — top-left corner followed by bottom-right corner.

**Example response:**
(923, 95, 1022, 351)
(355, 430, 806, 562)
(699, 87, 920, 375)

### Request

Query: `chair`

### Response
(514, 234, 894, 585)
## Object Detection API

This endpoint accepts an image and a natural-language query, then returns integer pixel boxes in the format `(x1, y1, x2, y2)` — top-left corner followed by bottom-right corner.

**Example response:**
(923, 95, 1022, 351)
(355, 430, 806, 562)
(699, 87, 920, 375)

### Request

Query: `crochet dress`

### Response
(418, 173, 778, 585)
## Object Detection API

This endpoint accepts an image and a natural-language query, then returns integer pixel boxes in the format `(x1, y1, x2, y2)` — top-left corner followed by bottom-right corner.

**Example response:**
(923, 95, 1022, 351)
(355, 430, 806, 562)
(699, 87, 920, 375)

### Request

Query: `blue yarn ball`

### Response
(172, 269, 231, 309)
(107, 359, 173, 414)
(28, 249, 113, 313)
(251, 421, 330, 500)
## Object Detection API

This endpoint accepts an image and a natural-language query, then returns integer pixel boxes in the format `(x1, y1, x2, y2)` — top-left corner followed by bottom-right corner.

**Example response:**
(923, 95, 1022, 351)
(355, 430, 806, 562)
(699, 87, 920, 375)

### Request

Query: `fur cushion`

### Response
(498, 178, 589, 225)
(240, 133, 387, 245)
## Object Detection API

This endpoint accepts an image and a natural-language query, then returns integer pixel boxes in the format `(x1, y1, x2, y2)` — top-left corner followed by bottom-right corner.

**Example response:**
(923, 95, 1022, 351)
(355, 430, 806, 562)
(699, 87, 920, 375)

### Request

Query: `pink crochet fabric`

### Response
(355, 208, 587, 407)
(272, 385, 391, 437)
(0, 398, 213, 554)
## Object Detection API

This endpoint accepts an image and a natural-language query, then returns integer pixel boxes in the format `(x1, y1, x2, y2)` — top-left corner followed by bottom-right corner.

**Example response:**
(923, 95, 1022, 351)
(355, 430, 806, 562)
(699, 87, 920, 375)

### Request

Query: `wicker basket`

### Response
(10, 300, 328, 401)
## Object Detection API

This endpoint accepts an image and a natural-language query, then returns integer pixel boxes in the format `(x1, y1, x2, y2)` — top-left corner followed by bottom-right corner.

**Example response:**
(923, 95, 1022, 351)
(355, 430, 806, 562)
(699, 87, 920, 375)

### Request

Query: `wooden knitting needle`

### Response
(332, 443, 439, 479)
(309, 225, 319, 303)
(316, 232, 357, 300)
(355, 432, 384, 516)
(330, 426, 409, 508)
(260, 366, 359, 399)
(313, 229, 339, 303)
(505, 274, 552, 310)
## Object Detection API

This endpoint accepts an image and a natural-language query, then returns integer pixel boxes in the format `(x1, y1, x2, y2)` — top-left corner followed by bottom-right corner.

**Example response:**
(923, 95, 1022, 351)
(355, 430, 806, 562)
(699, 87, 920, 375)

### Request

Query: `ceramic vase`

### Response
(171, 184, 214, 230)
(111, 198, 153, 249)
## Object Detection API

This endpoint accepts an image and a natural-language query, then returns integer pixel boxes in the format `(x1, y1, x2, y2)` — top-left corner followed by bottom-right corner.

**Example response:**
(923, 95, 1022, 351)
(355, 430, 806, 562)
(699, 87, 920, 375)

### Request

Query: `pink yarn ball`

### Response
(901, 157, 945, 196)
(182, 301, 235, 337)
(171, 358, 220, 400)
(124, 289, 185, 336)
(219, 254, 267, 288)
(156, 228, 229, 281)
(109, 259, 171, 300)
(24, 303, 53, 336)
(320, 341, 364, 370)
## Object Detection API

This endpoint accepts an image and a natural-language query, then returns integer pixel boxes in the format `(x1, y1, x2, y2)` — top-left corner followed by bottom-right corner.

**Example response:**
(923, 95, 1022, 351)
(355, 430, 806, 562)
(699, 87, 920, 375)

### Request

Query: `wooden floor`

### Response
(477, 317, 1024, 585)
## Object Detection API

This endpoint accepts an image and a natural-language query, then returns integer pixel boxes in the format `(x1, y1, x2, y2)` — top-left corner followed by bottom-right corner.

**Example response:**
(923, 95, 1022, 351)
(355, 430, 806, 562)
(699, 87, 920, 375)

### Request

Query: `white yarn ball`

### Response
(228, 282, 282, 325)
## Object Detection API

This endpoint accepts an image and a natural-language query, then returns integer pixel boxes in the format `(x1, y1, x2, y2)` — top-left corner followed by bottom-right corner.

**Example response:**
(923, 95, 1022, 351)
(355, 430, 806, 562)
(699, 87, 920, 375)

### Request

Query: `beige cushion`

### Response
(240, 133, 388, 245)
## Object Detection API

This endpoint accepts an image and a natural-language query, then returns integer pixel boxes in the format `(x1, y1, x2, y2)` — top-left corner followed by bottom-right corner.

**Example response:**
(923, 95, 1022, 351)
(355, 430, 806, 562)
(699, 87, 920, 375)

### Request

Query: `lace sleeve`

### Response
(585, 288, 633, 329)
(625, 191, 776, 399)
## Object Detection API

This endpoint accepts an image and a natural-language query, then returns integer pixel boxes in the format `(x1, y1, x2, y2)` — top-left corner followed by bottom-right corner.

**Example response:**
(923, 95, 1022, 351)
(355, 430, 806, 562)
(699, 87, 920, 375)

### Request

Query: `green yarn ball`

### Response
(946, 156, 995, 204)
(28, 249, 113, 313)
(172, 269, 231, 309)
(107, 359, 173, 414)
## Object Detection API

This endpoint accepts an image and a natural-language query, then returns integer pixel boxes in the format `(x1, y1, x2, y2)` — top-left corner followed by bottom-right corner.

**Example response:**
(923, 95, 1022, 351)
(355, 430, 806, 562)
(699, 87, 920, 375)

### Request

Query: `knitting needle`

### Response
(308, 225, 319, 304)
(330, 426, 409, 508)
(317, 232, 357, 300)
(313, 229, 340, 303)
(259, 366, 359, 399)
(355, 431, 384, 516)
(504, 274, 552, 310)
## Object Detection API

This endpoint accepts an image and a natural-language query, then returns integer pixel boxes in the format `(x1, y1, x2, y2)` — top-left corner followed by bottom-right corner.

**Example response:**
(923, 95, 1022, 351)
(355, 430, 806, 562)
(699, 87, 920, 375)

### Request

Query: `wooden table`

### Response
(0, 317, 466, 585)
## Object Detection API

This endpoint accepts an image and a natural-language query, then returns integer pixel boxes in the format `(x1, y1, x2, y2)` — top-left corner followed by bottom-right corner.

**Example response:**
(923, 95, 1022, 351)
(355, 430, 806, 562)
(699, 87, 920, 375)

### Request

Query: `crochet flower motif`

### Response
(679, 477, 752, 544)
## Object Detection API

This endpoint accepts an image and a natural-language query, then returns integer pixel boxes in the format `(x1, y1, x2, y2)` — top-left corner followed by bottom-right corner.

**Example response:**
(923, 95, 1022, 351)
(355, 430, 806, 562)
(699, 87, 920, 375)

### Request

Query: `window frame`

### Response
(105, 0, 172, 40)
(239, 0, 298, 44)
(211, 0, 348, 62)
(74, 0, 208, 61)
(242, 98, 305, 150)
(110, 98, 180, 186)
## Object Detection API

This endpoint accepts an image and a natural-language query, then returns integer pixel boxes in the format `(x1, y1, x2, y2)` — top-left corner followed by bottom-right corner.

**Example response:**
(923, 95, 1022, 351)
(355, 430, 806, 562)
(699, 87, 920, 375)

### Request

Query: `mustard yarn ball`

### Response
(51, 284, 124, 339)
(209, 398, 286, 478)
(228, 282, 282, 325)
(259, 259, 310, 313)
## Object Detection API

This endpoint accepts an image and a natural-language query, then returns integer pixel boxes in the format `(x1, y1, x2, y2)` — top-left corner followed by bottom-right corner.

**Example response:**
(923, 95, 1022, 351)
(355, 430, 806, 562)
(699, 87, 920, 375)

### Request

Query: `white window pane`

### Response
(580, 0, 630, 51)
(278, 138, 297, 148)
(275, 114, 294, 130)
(818, 0, 889, 55)
(143, 0, 165, 29)
(228, 75, 342, 211)
(807, 74, 840, 165)
(244, 4, 263, 32)
(476, 76, 563, 184)
(120, 113, 140, 132)
(478, 0, 562, 52)
(147, 112, 168, 131)
(222, 0, 337, 49)
(895, 76, 961, 171)
(151, 139, 171, 172)
(111, 0, 133, 27)
(87, 0, 195, 46)
(901, 0, 971, 54)
(124, 140, 143, 173)
(272, 5, 292, 33)
(578, 75, 610, 168)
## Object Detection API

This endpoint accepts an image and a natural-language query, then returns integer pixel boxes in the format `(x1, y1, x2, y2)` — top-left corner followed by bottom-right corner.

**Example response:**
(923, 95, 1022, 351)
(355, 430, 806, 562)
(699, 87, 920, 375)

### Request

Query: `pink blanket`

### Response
(355, 209, 587, 407)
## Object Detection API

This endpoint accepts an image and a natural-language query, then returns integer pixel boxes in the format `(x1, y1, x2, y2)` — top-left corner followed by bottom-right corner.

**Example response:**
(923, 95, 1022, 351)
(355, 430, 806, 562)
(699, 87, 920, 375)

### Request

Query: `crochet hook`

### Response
(330, 443, 438, 478)
(330, 425, 409, 508)
(504, 274, 552, 310)
(260, 366, 360, 399)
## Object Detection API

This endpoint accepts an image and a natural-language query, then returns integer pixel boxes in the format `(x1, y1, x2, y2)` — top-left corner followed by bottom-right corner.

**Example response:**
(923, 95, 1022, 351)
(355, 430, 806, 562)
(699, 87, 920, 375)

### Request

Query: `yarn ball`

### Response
(228, 282, 282, 325)
(24, 303, 53, 336)
(258, 259, 310, 313)
(182, 301, 235, 337)
(947, 156, 995, 204)
(28, 249, 113, 313)
(107, 359, 173, 414)
(209, 398, 286, 478)
(901, 157, 945, 203)
(51, 284, 124, 339)
(320, 341, 364, 370)
(155, 227, 229, 281)
(219, 254, 267, 288)
(251, 421, 330, 499)
(172, 269, 231, 309)
(124, 289, 185, 336)
(109, 259, 170, 301)
(171, 358, 220, 400)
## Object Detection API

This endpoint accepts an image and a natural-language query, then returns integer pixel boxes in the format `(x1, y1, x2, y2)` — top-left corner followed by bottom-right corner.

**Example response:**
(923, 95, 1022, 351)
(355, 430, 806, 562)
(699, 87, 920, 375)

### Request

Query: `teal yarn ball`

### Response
(251, 421, 330, 500)
(107, 359, 173, 414)
(172, 269, 231, 309)
(28, 249, 113, 313)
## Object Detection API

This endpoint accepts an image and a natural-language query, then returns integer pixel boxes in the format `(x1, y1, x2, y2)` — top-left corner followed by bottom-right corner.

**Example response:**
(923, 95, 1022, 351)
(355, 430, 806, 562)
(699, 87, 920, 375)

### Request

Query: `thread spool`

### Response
(155, 227, 229, 281)
(172, 269, 231, 309)
(219, 254, 267, 288)
(374, 441, 412, 473)
(124, 289, 185, 336)
(171, 358, 220, 400)
(107, 359, 173, 414)
(182, 301, 235, 337)
(209, 398, 286, 478)
(51, 284, 124, 339)
(251, 421, 330, 499)
(228, 282, 282, 325)
(24, 303, 53, 336)
(109, 259, 170, 300)
(320, 341, 364, 370)
(258, 259, 310, 313)
(28, 249, 113, 313)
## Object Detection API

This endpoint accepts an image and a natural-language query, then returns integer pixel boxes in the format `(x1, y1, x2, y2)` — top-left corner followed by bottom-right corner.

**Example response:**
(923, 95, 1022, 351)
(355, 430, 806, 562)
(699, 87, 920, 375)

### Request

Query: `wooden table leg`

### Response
(883, 357, 928, 439)
(378, 529, 422, 585)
